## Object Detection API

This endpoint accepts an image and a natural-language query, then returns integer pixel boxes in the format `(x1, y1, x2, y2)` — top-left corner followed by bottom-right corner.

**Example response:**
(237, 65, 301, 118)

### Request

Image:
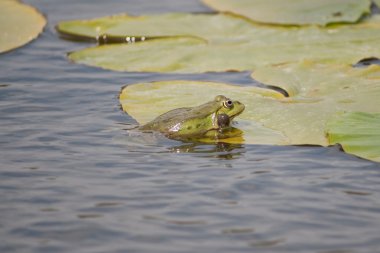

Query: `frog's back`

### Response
(139, 107, 193, 132)
(139, 101, 218, 138)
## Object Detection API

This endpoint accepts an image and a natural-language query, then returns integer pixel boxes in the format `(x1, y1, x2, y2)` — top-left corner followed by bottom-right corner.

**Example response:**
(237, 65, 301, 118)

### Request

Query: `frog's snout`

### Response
(236, 101, 245, 110)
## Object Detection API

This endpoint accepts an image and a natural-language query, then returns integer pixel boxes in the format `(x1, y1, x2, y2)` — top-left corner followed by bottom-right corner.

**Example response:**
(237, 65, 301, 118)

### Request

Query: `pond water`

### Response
(1, 1, 380, 253)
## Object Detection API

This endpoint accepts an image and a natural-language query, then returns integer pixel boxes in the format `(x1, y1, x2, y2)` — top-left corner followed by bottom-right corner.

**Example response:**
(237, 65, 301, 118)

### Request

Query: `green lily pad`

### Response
(202, 0, 371, 26)
(67, 13, 380, 73)
(0, 0, 46, 53)
(326, 112, 380, 162)
(57, 13, 252, 44)
(119, 80, 290, 145)
(119, 62, 380, 162)
(250, 62, 380, 146)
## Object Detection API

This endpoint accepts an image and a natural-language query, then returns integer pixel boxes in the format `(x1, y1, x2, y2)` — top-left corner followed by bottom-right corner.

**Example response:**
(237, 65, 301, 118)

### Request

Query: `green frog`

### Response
(139, 95, 245, 140)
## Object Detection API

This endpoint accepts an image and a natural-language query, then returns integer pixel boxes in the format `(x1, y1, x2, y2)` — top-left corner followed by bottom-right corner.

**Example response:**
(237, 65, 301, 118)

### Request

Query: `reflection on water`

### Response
(169, 142, 244, 160)
(119, 123, 244, 160)
(1, 0, 380, 253)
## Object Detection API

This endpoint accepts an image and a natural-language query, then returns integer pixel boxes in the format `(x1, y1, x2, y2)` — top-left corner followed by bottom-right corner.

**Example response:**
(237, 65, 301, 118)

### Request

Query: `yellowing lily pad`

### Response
(57, 13, 252, 44)
(250, 62, 380, 146)
(326, 112, 380, 162)
(119, 80, 290, 145)
(119, 62, 380, 161)
(202, 0, 371, 26)
(67, 13, 380, 73)
(0, 0, 46, 53)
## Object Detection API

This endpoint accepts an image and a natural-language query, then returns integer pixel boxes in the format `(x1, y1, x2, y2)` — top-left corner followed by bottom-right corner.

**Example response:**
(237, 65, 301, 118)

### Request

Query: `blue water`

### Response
(1, 1, 380, 252)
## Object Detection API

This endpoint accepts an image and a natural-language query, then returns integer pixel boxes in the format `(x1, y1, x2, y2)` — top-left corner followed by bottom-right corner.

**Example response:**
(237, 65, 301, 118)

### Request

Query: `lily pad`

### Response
(119, 80, 290, 145)
(119, 62, 380, 161)
(57, 13, 252, 44)
(202, 0, 371, 26)
(250, 62, 380, 146)
(67, 13, 380, 73)
(326, 112, 380, 162)
(0, 0, 46, 53)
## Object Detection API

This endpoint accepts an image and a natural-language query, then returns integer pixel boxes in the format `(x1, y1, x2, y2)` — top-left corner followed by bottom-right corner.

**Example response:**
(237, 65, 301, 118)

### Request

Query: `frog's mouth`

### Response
(230, 108, 245, 120)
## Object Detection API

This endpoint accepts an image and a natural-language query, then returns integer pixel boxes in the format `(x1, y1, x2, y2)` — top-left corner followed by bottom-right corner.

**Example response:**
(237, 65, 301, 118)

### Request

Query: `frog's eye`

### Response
(223, 99, 233, 108)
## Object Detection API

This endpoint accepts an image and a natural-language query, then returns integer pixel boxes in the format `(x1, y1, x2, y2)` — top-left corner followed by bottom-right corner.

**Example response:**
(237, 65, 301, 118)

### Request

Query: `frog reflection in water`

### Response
(140, 95, 245, 140)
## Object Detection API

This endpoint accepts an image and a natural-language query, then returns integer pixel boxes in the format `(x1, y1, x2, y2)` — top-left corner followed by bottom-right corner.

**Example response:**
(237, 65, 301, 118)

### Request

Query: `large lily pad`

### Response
(250, 62, 380, 145)
(326, 112, 380, 162)
(202, 0, 371, 26)
(57, 13, 252, 44)
(119, 62, 380, 161)
(119, 80, 290, 145)
(0, 0, 46, 53)
(67, 13, 380, 73)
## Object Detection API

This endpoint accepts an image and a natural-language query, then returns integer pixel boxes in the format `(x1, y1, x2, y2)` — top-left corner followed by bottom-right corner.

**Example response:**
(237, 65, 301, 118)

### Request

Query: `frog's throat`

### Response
(212, 109, 243, 130)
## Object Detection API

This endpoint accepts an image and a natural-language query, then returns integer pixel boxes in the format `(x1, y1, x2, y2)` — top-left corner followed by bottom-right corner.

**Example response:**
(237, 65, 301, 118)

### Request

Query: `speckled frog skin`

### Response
(139, 95, 245, 140)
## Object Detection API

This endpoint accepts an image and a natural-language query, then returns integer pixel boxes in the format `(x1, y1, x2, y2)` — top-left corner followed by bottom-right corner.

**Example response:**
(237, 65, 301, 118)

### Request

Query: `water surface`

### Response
(1, 1, 380, 253)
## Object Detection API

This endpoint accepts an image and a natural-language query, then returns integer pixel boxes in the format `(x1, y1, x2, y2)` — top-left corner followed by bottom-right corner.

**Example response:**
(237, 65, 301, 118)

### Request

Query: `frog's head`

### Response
(213, 95, 245, 129)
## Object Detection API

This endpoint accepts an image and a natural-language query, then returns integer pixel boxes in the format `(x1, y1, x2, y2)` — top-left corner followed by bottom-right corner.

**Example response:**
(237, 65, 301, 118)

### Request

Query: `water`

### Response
(1, 1, 380, 252)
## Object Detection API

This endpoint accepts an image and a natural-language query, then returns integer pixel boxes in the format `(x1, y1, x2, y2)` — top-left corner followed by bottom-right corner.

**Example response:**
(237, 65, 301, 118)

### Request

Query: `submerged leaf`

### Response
(326, 112, 380, 162)
(202, 0, 371, 26)
(119, 62, 380, 160)
(68, 14, 380, 73)
(0, 0, 46, 53)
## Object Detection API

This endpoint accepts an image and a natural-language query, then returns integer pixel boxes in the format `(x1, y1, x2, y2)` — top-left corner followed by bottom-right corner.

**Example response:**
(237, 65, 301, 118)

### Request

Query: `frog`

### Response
(139, 95, 245, 140)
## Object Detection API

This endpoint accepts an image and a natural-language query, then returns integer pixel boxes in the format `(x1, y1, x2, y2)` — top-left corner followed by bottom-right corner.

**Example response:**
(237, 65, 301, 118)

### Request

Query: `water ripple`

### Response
(1, 1, 380, 253)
